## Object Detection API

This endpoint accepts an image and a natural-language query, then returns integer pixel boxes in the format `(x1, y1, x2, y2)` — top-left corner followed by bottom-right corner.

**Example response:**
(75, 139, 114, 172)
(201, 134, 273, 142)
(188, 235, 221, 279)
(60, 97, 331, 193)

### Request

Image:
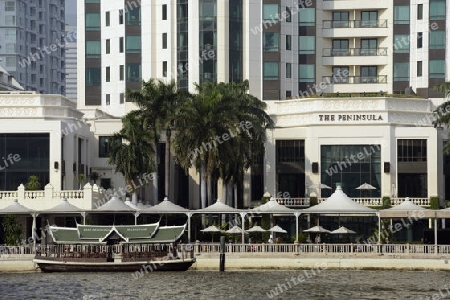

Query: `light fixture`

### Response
(54, 161, 59, 170)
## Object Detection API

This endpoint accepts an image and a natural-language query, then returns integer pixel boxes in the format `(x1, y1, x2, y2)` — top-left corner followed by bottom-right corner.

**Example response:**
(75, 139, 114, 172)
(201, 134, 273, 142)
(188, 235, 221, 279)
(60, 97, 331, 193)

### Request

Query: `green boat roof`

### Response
(48, 222, 185, 244)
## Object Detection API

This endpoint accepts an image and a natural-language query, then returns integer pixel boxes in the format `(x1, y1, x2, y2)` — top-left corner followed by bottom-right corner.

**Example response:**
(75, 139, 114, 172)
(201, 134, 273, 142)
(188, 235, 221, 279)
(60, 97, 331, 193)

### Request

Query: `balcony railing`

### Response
(273, 197, 430, 208)
(323, 19, 388, 29)
(322, 75, 388, 84)
(323, 48, 388, 57)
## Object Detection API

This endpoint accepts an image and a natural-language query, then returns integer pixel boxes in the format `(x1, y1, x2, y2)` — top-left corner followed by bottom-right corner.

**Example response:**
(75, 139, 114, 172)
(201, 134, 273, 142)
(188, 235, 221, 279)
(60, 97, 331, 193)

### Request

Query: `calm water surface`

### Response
(0, 269, 449, 299)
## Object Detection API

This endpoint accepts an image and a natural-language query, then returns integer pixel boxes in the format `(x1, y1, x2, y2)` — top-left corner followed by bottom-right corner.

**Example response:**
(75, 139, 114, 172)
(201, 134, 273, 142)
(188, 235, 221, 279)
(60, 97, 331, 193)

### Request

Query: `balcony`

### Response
(322, 48, 388, 65)
(322, 75, 387, 84)
(322, 0, 389, 10)
(323, 20, 388, 38)
(320, 75, 388, 93)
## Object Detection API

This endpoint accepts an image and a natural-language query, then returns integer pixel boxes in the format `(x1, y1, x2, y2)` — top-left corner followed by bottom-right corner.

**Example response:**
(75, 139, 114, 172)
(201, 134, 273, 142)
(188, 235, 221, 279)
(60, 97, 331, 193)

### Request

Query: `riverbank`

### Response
(2, 254, 450, 272)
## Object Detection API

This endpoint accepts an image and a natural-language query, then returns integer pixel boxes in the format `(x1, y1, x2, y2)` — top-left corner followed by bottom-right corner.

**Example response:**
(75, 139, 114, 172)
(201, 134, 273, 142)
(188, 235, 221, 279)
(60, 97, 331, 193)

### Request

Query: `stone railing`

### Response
(277, 197, 431, 208)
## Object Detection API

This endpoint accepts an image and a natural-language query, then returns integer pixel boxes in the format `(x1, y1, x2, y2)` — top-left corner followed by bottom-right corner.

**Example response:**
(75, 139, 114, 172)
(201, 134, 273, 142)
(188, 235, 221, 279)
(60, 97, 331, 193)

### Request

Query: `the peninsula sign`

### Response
(318, 114, 383, 122)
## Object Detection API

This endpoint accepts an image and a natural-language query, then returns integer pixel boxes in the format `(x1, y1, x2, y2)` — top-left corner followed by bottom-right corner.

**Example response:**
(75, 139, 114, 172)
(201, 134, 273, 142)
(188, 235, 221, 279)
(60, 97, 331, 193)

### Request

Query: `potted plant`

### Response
(25, 175, 41, 191)
(89, 172, 101, 185)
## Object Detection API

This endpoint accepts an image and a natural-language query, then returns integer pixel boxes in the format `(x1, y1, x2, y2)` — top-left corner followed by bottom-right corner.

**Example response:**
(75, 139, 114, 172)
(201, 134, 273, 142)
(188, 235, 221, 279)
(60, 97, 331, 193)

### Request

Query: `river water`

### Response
(0, 269, 449, 299)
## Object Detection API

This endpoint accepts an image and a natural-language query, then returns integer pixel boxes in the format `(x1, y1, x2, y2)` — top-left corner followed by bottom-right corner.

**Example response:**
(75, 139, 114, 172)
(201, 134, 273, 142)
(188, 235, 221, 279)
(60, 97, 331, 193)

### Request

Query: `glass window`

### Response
(85, 0, 100, 3)
(299, 64, 315, 82)
(332, 11, 349, 28)
(162, 33, 167, 49)
(162, 4, 167, 20)
(119, 37, 124, 53)
(106, 94, 110, 105)
(286, 63, 291, 78)
(264, 62, 279, 80)
(394, 6, 410, 24)
(200, 0, 217, 18)
(163, 61, 167, 77)
(417, 61, 422, 77)
(429, 30, 445, 49)
(5, 1, 15, 11)
(5, 15, 15, 25)
(85, 68, 101, 86)
(85, 13, 100, 30)
(393, 62, 409, 82)
(397, 139, 427, 162)
(119, 9, 123, 24)
(5, 29, 15, 41)
(299, 8, 315, 26)
(263, 4, 279, 21)
(126, 36, 141, 53)
(417, 4, 423, 20)
(430, 0, 446, 20)
(286, 7, 291, 22)
(99, 136, 111, 158)
(85, 41, 101, 58)
(263, 33, 279, 52)
(105, 39, 110, 54)
(394, 34, 410, 53)
(126, 6, 141, 25)
(286, 35, 291, 50)
(429, 59, 445, 78)
(106, 66, 110, 82)
(5, 44, 15, 53)
(417, 32, 423, 48)
(299, 36, 315, 54)
(120, 93, 124, 104)
(106, 11, 110, 26)
(120, 65, 124, 81)
(276, 140, 305, 163)
(126, 63, 141, 82)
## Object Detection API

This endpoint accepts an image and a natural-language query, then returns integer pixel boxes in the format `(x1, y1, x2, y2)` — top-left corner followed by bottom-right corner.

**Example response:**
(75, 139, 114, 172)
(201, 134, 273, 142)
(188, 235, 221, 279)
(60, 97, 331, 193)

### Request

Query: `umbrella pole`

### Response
(240, 213, 246, 245)
(295, 212, 300, 242)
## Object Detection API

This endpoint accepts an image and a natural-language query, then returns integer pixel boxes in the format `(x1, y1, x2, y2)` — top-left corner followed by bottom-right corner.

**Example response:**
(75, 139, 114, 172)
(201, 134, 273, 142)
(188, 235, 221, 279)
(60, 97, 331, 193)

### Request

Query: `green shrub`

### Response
(382, 196, 392, 209)
(309, 196, 318, 207)
(430, 196, 440, 209)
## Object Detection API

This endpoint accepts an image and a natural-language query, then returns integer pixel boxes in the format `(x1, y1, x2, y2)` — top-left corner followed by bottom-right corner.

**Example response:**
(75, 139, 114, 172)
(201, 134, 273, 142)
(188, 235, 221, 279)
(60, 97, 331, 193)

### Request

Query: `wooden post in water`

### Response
(219, 236, 225, 272)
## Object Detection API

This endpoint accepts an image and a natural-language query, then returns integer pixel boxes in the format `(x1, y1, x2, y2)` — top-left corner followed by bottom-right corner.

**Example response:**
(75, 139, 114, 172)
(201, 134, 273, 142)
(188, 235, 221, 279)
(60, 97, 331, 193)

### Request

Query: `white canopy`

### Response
(94, 195, 136, 212)
(0, 199, 35, 214)
(250, 197, 294, 214)
(303, 225, 331, 233)
(246, 225, 267, 233)
(381, 197, 436, 218)
(302, 185, 376, 214)
(201, 225, 223, 233)
(268, 225, 287, 233)
(145, 197, 188, 213)
(331, 226, 356, 235)
(195, 199, 240, 214)
(226, 225, 245, 234)
(41, 198, 84, 213)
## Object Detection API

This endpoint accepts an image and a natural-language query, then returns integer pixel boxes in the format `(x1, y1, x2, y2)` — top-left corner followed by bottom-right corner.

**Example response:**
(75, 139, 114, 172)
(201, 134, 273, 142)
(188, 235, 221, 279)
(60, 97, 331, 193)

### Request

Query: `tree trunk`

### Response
(207, 171, 213, 226)
(200, 162, 207, 227)
(164, 130, 171, 199)
(226, 181, 233, 207)
(132, 191, 138, 205)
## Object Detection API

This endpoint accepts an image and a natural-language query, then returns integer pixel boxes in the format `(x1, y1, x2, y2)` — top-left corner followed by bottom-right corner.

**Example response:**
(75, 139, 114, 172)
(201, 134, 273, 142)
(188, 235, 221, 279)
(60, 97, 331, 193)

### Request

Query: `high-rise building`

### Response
(65, 0, 78, 101)
(0, 0, 66, 94)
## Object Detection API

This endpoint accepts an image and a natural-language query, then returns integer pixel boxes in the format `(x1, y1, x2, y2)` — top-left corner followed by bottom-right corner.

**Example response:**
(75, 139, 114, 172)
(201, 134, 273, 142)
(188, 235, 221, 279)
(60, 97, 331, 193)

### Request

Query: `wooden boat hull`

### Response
(33, 258, 196, 272)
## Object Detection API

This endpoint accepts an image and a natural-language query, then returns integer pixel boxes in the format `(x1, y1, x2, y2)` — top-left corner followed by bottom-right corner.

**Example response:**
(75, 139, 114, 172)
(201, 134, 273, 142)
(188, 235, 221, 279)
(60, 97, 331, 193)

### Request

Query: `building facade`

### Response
(0, 0, 66, 94)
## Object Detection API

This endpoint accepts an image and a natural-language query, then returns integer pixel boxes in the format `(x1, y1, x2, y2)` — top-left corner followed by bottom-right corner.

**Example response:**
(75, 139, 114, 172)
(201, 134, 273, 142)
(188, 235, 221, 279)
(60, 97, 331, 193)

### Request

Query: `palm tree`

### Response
(108, 113, 156, 203)
(127, 79, 187, 203)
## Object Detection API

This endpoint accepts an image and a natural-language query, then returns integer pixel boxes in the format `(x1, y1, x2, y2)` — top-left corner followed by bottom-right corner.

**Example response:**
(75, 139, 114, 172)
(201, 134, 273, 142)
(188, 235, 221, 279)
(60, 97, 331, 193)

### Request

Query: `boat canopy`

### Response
(48, 221, 185, 244)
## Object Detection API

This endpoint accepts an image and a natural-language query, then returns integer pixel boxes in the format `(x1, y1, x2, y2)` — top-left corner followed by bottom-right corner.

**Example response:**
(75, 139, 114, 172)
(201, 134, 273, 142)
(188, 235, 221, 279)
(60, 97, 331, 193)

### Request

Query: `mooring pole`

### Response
(219, 235, 225, 272)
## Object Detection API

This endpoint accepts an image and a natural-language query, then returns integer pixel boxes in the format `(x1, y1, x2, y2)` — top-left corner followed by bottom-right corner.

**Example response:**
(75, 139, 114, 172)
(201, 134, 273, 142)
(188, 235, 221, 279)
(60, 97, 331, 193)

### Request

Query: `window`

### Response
(286, 7, 291, 22)
(99, 136, 111, 158)
(299, 64, 315, 82)
(106, 39, 110, 54)
(286, 90, 292, 98)
(126, 63, 141, 82)
(5, 57, 15, 67)
(119, 9, 124, 24)
(5, 44, 15, 53)
(120, 93, 124, 104)
(360, 66, 377, 83)
(5, 1, 15, 11)
(299, 36, 315, 54)
(332, 67, 349, 83)
(263, 62, 279, 80)
(85, 12, 101, 30)
(126, 6, 141, 25)
(417, 32, 423, 48)
(85, 41, 101, 58)
(162, 33, 167, 49)
(119, 37, 124, 53)
(126, 36, 141, 53)
(417, 61, 422, 77)
(200, 0, 217, 19)
(397, 139, 427, 162)
(430, 0, 446, 20)
(299, 8, 315, 26)
(394, 6, 410, 24)
(5, 15, 15, 25)
(360, 39, 377, 55)
(393, 62, 409, 81)
(331, 39, 348, 56)
(430, 30, 445, 49)
(360, 11, 378, 27)
(277, 140, 305, 163)
(163, 61, 167, 77)
(5, 29, 15, 41)
(263, 33, 279, 52)
(120, 65, 124, 81)
(85, 68, 101, 86)
(162, 4, 167, 20)
(394, 34, 410, 53)
(106, 94, 110, 105)
(429, 59, 445, 78)
(106, 67, 110, 82)
(286, 63, 291, 78)
(417, 4, 423, 20)
(286, 35, 291, 50)
(106, 11, 110, 26)
(332, 11, 349, 28)
(263, 4, 279, 21)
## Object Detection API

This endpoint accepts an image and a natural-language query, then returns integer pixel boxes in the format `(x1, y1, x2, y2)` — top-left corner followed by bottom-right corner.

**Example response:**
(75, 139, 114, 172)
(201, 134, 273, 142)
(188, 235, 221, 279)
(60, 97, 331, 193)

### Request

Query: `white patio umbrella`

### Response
(331, 226, 356, 235)
(246, 226, 267, 233)
(268, 225, 287, 234)
(355, 183, 376, 190)
(226, 225, 247, 243)
(308, 183, 332, 189)
(303, 225, 331, 233)
(201, 225, 223, 242)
